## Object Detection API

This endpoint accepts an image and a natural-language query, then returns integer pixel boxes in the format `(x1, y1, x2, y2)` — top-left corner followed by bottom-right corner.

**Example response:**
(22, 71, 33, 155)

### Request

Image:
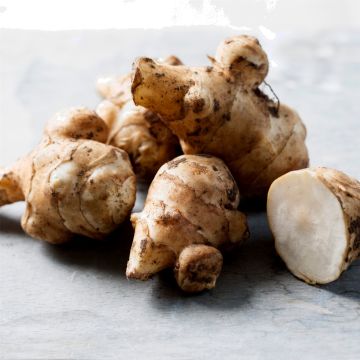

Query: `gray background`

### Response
(0, 25, 360, 359)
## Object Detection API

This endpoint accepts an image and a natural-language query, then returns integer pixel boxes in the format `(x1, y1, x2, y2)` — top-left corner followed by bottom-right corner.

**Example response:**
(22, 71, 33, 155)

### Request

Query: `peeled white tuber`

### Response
(267, 167, 360, 284)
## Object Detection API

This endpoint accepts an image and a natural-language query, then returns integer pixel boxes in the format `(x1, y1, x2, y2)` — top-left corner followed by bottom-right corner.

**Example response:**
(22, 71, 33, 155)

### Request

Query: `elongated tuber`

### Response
(0, 107, 136, 244)
(267, 167, 360, 284)
(96, 56, 182, 179)
(126, 154, 249, 292)
(131, 35, 309, 196)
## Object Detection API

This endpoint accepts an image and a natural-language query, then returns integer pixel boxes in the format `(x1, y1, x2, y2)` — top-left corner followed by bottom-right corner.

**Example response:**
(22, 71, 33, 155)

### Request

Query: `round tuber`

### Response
(0, 107, 136, 244)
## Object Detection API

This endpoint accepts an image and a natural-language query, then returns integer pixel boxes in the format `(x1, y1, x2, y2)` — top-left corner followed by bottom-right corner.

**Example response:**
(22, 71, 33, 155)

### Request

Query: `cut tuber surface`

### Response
(267, 167, 360, 284)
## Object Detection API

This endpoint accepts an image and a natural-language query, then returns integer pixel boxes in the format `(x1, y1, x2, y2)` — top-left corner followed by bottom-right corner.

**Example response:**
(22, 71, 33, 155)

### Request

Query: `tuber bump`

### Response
(96, 56, 182, 179)
(0, 107, 136, 244)
(267, 167, 360, 284)
(131, 35, 309, 196)
(126, 154, 249, 292)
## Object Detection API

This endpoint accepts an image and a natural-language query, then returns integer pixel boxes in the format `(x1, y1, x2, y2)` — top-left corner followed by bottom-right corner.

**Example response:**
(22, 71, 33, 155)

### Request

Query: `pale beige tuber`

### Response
(0, 107, 136, 244)
(131, 35, 309, 196)
(126, 154, 249, 292)
(96, 56, 182, 179)
(267, 167, 360, 284)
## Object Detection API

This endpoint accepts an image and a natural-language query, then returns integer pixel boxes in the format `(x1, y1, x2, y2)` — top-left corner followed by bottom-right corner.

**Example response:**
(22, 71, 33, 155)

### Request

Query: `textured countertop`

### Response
(0, 28, 359, 360)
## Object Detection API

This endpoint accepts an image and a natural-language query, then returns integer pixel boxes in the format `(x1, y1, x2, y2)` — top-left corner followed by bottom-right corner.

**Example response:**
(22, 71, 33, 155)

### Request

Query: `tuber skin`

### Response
(174, 245, 223, 292)
(131, 35, 309, 197)
(126, 154, 249, 292)
(0, 107, 136, 244)
(267, 167, 360, 284)
(96, 56, 182, 179)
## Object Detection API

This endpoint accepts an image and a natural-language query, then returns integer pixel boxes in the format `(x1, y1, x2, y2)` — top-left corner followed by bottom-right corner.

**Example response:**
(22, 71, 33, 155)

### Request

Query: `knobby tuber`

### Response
(126, 154, 249, 292)
(267, 167, 360, 284)
(0, 107, 136, 244)
(131, 35, 309, 196)
(96, 56, 182, 179)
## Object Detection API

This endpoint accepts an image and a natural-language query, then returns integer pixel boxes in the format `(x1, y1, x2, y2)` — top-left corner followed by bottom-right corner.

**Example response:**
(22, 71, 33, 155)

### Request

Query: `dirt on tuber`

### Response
(96, 56, 182, 179)
(131, 35, 309, 197)
(126, 154, 249, 292)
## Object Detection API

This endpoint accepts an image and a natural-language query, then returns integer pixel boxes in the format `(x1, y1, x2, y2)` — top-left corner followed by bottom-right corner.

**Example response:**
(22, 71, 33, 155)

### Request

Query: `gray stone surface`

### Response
(0, 28, 359, 360)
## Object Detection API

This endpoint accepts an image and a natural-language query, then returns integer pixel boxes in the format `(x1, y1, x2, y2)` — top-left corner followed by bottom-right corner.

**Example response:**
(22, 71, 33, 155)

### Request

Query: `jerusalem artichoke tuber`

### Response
(267, 167, 360, 284)
(126, 154, 249, 292)
(131, 35, 309, 196)
(0, 107, 136, 244)
(96, 56, 182, 179)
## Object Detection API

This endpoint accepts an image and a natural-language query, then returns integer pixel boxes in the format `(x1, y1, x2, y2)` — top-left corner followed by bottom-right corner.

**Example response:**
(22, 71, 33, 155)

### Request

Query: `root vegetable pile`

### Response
(126, 154, 249, 292)
(131, 35, 309, 197)
(1, 33, 358, 293)
(96, 56, 182, 179)
(267, 167, 360, 284)
(0, 108, 136, 244)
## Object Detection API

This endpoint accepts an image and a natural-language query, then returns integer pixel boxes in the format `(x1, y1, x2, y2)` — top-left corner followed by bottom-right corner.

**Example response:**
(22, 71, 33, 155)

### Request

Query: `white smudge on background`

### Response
(264, 0, 279, 12)
(259, 25, 276, 40)
(0, 0, 248, 30)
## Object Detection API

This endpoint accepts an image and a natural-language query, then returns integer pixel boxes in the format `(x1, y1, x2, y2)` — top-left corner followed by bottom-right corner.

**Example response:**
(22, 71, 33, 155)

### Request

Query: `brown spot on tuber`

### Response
(226, 185, 237, 202)
(187, 126, 202, 137)
(144, 110, 160, 124)
(155, 72, 165, 78)
(349, 217, 360, 250)
(140, 238, 148, 255)
(192, 98, 206, 114)
(167, 157, 187, 169)
(157, 211, 183, 226)
(254, 87, 270, 102)
(224, 203, 233, 210)
(230, 56, 259, 71)
(222, 113, 231, 122)
(213, 99, 220, 112)
(190, 162, 209, 175)
(269, 106, 279, 117)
